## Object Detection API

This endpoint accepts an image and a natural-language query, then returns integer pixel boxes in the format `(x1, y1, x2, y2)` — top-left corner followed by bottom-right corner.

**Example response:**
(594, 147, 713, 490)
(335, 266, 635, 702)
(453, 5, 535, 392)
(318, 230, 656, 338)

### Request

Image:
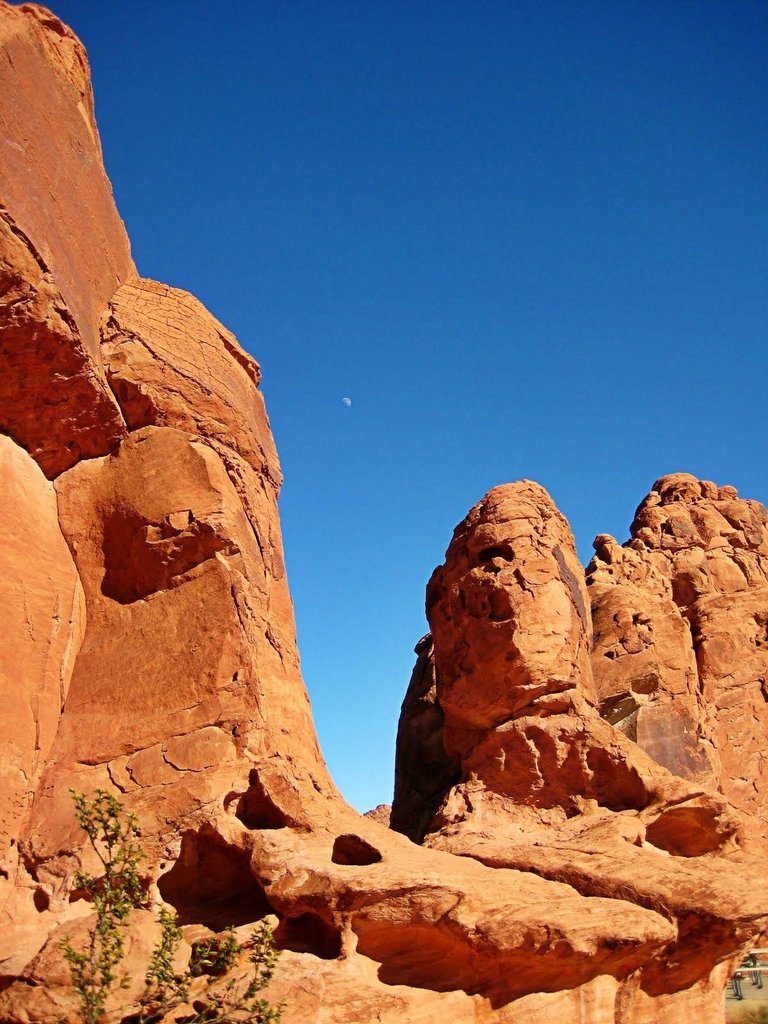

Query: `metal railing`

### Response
(729, 952, 768, 1000)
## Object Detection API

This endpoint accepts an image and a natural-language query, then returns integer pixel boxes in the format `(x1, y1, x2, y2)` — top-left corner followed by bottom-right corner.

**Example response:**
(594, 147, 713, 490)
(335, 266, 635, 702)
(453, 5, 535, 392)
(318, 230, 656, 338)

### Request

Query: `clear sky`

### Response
(51, 0, 767, 813)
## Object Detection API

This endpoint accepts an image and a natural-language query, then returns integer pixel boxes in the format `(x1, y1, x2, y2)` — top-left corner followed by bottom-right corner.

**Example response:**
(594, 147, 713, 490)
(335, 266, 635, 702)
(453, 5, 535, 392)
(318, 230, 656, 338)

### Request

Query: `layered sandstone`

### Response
(1, 5, 767, 1024)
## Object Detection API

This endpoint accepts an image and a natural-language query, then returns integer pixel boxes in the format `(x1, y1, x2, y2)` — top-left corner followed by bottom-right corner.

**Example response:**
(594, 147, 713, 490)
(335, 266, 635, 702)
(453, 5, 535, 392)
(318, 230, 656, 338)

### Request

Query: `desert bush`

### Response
(61, 790, 147, 1024)
(62, 789, 283, 1023)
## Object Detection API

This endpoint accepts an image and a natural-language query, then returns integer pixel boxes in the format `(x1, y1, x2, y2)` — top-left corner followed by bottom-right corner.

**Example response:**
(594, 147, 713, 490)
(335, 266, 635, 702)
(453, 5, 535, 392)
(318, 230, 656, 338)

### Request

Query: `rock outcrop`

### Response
(588, 473, 768, 845)
(1, 5, 766, 1024)
(0, 2, 133, 477)
(394, 481, 768, 1022)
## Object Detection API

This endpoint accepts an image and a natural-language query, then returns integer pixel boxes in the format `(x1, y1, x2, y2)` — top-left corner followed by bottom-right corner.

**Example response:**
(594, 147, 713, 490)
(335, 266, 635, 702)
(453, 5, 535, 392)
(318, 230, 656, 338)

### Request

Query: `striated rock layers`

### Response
(1, 5, 767, 1023)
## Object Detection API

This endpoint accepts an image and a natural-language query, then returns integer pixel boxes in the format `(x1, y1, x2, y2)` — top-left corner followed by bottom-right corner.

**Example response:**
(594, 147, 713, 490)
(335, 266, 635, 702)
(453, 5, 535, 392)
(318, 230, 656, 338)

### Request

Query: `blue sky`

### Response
(53, 0, 767, 812)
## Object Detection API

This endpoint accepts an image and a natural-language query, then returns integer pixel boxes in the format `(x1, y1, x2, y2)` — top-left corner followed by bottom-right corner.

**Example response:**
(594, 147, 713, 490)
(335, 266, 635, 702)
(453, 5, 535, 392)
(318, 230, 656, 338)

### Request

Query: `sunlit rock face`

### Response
(395, 479, 768, 1023)
(2, 5, 768, 1024)
(588, 472, 768, 845)
(0, 2, 133, 477)
(427, 482, 597, 746)
(0, 5, 335, 996)
(587, 532, 710, 782)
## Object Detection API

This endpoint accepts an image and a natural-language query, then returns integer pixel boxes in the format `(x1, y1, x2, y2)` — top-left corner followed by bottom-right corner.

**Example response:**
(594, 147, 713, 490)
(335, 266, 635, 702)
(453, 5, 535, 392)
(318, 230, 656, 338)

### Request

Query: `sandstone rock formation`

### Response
(588, 473, 768, 846)
(1, 5, 766, 1024)
(0, 2, 132, 477)
(394, 481, 768, 1022)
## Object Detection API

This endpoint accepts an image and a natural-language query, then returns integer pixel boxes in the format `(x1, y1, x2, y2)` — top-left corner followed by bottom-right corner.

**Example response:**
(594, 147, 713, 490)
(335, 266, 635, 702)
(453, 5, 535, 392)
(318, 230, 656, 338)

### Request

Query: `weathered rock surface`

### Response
(0, 1, 133, 477)
(588, 534, 712, 781)
(392, 633, 459, 842)
(2, 5, 767, 1024)
(394, 480, 768, 1022)
(0, 0, 333, 990)
(0, 435, 84, 877)
(588, 473, 768, 844)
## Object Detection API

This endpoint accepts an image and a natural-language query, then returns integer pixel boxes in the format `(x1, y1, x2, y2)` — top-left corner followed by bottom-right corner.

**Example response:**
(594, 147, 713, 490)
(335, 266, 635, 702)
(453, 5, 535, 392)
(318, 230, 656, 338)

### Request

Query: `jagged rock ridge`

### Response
(1, 5, 766, 1023)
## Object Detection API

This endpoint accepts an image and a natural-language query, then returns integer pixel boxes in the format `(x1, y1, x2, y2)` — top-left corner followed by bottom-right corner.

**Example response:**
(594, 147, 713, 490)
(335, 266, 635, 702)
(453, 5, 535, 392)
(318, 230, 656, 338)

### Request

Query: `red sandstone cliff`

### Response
(1, 5, 767, 1023)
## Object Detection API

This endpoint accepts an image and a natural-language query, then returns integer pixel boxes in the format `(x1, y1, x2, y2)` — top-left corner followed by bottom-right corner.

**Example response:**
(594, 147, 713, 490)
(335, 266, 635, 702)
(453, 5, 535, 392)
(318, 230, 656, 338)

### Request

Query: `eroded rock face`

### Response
(0, 2, 133, 477)
(395, 479, 768, 1023)
(391, 634, 459, 842)
(101, 278, 281, 486)
(2, 6, 767, 1024)
(0, 436, 85, 872)
(588, 473, 768, 842)
(0, 0, 333, 991)
(426, 483, 596, 742)
(423, 483, 676, 824)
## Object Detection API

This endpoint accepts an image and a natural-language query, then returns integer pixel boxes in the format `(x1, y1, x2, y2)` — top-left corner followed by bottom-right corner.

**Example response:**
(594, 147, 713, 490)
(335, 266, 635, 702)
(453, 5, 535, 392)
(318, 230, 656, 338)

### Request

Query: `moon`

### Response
(341, 396, 352, 407)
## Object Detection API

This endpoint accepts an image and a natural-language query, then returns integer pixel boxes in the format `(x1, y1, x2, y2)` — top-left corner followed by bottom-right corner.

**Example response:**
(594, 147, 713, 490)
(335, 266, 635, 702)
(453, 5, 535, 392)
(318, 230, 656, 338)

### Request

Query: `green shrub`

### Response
(61, 790, 147, 1024)
(62, 789, 283, 1024)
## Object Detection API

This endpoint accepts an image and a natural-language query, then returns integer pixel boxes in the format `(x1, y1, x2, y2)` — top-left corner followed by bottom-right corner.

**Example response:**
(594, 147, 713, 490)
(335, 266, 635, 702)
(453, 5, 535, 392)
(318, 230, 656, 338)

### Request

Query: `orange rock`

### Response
(101, 278, 280, 487)
(2, 6, 767, 1023)
(589, 473, 768, 843)
(426, 482, 596, 751)
(0, 436, 86, 974)
(588, 534, 716, 782)
(0, 2, 134, 477)
(395, 480, 768, 1022)
(0, 437, 83, 848)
